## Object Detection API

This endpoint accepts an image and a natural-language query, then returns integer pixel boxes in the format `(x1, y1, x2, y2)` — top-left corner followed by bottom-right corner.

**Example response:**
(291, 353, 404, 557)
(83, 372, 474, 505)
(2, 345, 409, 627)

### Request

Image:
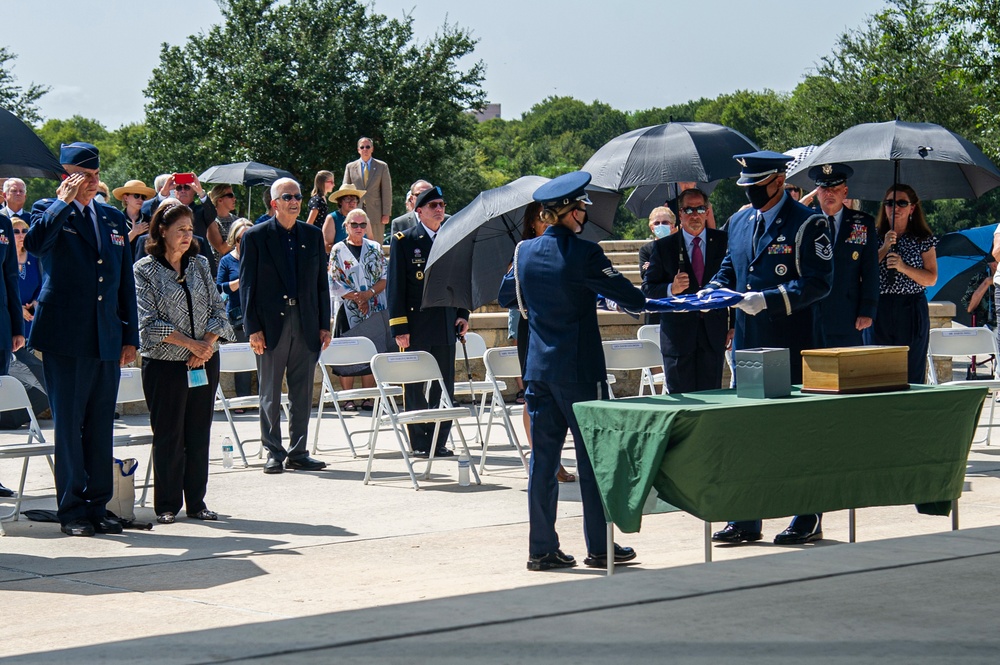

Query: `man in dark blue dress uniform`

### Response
(700, 151, 834, 546)
(498, 171, 646, 571)
(26, 143, 139, 537)
(808, 163, 880, 348)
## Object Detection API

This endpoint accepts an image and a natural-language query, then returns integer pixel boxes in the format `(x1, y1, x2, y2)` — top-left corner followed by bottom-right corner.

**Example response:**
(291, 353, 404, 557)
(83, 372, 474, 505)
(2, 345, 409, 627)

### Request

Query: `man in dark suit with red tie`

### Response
(642, 189, 731, 393)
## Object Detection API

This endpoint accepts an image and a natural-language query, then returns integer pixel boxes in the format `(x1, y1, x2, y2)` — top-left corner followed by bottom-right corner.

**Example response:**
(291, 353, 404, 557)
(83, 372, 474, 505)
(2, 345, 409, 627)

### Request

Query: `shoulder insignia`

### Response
(394, 232, 405, 240)
(602, 266, 620, 278)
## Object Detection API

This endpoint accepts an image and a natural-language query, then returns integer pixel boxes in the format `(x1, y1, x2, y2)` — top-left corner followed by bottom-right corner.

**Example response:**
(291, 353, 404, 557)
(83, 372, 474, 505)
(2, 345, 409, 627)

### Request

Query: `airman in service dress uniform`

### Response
(498, 171, 646, 571)
(700, 151, 834, 546)
(26, 142, 139, 537)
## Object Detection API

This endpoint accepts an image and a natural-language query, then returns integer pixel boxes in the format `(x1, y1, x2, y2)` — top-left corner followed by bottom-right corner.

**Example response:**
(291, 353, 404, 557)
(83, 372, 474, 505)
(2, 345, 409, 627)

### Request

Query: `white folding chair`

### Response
(312, 337, 402, 457)
(0, 376, 54, 535)
(636, 324, 667, 395)
(602, 339, 665, 399)
(114, 368, 156, 506)
(480, 347, 530, 476)
(215, 343, 289, 466)
(927, 327, 1000, 445)
(367, 351, 481, 490)
(453, 331, 502, 444)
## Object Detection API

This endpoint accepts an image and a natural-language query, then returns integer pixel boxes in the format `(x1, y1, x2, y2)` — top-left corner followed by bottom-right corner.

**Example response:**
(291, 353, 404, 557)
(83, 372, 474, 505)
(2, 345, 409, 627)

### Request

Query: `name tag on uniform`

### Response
(768, 244, 792, 255)
(111, 231, 125, 246)
(188, 368, 209, 388)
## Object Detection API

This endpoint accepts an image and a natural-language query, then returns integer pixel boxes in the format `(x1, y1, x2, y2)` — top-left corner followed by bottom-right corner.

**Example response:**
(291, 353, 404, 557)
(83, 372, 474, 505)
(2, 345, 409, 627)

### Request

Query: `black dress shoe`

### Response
(91, 516, 123, 535)
(61, 519, 95, 537)
(285, 455, 327, 471)
(583, 543, 637, 568)
(527, 549, 577, 571)
(0, 482, 14, 498)
(411, 449, 430, 459)
(711, 524, 763, 543)
(773, 526, 823, 545)
(263, 457, 284, 474)
(433, 447, 455, 458)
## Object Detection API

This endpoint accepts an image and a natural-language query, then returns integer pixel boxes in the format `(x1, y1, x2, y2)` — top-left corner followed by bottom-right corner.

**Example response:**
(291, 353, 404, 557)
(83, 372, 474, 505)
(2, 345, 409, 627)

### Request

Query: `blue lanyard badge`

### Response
(188, 367, 209, 388)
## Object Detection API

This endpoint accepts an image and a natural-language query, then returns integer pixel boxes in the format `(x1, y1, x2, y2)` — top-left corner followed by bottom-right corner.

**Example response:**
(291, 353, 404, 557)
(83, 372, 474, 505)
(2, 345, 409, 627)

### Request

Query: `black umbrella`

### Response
(199, 161, 296, 216)
(582, 122, 759, 192)
(0, 107, 64, 179)
(785, 121, 1000, 201)
(422, 176, 621, 310)
(624, 180, 721, 218)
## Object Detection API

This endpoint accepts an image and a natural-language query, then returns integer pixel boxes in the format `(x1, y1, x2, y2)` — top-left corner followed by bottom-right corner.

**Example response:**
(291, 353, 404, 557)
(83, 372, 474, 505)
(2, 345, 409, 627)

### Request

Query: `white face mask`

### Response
(652, 224, 671, 238)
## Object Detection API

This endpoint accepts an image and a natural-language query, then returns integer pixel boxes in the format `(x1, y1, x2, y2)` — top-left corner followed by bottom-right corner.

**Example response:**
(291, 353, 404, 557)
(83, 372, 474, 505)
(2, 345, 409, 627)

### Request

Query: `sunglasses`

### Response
(12, 228, 27, 235)
(884, 199, 912, 208)
(349, 222, 368, 229)
(175, 184, 193, 191)
(681, 206, 708, 215)
(359, 145, 373, 150)
(426, 201, 446, 209)
(219, 192, 236, 199)
(128, 193, 148, 200)
(278, 193, 303, 201)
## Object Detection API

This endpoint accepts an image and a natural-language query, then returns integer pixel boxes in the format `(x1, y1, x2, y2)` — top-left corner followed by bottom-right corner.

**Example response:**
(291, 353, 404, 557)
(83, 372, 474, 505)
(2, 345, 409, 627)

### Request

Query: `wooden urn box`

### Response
(801, 346, 909, 394)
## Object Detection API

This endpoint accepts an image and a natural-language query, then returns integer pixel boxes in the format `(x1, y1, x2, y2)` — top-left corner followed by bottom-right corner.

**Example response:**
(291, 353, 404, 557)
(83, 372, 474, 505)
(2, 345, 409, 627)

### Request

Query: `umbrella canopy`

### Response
(198, 161, 295, 187)
(783, 145, 817, 175)
(0, 107, 64, 179)
(422, 176, 620, 310)
(926, 224, 997, 325)
(786, 121, 1000, 201)
(624, 180, 721, 219)
(583, 122, 759, 192)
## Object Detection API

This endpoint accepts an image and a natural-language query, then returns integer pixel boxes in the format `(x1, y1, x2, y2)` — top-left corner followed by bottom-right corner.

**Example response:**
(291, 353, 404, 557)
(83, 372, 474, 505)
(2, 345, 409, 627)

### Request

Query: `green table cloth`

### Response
(574, 385, 986, 533)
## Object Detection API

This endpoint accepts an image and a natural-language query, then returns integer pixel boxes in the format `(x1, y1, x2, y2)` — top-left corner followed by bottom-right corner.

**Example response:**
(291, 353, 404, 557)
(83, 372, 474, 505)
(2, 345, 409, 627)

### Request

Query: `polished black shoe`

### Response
(411, 449, 430, 459)
(92, 516, 123, 535)
(773, 526, 823, 545)
(527, 549, 577, 571)
(711, 524, 763, 543)
(583, 543, 637, 568)
(60, 519, 95, 537)
(432, 447, 455, 458)
(285, 455, 327, 471)
(263, 457, 284, 474)
(0, 482, 14, 498)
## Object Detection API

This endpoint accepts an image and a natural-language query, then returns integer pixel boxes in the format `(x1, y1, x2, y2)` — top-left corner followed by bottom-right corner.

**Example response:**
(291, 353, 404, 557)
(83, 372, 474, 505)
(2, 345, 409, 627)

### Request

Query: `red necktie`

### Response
(691, 236, 705, 285)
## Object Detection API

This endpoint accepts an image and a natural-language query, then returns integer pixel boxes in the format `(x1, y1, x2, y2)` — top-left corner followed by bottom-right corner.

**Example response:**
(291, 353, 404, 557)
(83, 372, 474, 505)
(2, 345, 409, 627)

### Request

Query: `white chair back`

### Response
(602, 339, 663, 372)
(637, 324, 660, 348)
(484, 347, 521, 380)
(320, 336, 380, 367)
(372, 351, 446, 386)
(116, 368, 146, 404)
(456, 331, 488, 359)
(927, 328, 999, 383)
(219, 343, 258, 372)
(0, 376, 36, 418)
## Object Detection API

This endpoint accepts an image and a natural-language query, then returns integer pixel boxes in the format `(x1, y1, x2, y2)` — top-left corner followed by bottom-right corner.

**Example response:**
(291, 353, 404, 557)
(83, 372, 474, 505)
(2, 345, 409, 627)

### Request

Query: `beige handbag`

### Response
(107, 458, 138, 522)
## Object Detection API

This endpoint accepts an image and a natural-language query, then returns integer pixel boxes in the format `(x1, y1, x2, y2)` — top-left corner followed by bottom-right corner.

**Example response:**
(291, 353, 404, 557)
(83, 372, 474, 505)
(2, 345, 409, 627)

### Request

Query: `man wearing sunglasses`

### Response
(142, 172, 229, 262)
(388, 186, 469, 458)
(343, 137, 392, 243)
(642, 189, 731, 394)
(240, 178, 331, 474)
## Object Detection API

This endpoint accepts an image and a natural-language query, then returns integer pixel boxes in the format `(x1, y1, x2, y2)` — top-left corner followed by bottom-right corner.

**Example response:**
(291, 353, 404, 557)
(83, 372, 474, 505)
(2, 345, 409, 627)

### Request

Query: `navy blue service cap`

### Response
(808, 162, 854, 187)
(414, 186, 443, 209)
(59, 142, 100, 169)
(533, 171, 593, 207)
(733, 151, 793, 186)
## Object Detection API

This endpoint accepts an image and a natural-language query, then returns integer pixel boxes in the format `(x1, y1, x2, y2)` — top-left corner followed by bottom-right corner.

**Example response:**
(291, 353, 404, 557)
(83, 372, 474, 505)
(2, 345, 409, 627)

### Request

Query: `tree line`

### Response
(3, 0, 999, 235)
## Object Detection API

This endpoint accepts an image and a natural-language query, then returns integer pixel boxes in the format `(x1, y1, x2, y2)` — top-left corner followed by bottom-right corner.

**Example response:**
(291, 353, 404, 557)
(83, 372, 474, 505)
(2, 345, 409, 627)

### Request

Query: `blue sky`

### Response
(4, 0, 884, 129)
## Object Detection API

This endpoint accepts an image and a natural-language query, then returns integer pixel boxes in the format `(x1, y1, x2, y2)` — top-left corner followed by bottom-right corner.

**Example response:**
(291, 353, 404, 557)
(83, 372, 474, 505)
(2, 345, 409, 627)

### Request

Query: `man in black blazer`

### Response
(389, 180, 433, 236)
(240, 178, 331, 474)
(642, 189, 731, 393)
(143, 172, 228, 261)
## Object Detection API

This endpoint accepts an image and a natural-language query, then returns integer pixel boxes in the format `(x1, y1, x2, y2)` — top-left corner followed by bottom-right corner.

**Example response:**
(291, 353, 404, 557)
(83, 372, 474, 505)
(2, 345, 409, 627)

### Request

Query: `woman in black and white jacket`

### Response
(134, 199, 234, 525)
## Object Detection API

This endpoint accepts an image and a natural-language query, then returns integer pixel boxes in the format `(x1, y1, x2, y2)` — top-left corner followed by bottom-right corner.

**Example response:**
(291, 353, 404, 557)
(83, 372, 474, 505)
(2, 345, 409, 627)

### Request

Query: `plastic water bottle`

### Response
(222, 438, 234, 469)
(458, 452, 471, 486)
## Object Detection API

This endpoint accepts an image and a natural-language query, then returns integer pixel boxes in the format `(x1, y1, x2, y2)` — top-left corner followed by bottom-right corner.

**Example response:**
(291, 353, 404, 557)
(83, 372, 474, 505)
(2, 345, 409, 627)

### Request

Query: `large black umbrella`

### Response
(582, 122, 759, 192)
(624, 180, 721, 218)
(0, 107, 63, 179)
(199, 161, 296, 215)
(422, 176, 620, 310)
(785, 121, 1000, 201)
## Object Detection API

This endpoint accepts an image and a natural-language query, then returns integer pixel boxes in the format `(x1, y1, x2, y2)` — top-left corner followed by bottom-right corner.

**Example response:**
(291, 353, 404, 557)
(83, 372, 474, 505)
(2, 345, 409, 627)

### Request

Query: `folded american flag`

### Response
(645, 288, 744, 313)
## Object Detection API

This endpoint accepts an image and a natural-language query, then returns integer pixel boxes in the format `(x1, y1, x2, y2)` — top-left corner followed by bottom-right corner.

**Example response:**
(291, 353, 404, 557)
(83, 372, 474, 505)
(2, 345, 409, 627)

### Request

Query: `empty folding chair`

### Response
(480, 347, 530, 476)
(927, 327, 1000, 445)
(367, 351, 481, 490)
(636, 324, 667, 395)
(115, 368, 156, 506)
(452, 331, 498, 444)
(215, 343, 289, 466)
(312, 337, 402, 457)
(0, 376, 54, 536)
(602, 339, 665, 399)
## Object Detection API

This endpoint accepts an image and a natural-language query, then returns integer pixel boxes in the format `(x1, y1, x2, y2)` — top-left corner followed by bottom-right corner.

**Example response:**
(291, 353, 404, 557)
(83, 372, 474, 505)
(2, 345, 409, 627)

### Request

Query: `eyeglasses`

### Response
(359, 145, 373, 151)
(681, 206, 708, 215)
(426, 201, 446, 209)
(12, 228, 27, 235)
(349, 222, 368, 229)
(220, 192, 236, 199)
(175, 184, 193, 191)
(884, 199, 912, 208)
(278, 193, 303, 201)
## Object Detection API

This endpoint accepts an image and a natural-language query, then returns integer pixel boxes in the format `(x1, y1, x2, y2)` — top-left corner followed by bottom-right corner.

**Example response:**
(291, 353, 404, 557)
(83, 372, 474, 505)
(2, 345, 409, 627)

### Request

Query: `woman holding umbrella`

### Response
(872, 184, 938, 383)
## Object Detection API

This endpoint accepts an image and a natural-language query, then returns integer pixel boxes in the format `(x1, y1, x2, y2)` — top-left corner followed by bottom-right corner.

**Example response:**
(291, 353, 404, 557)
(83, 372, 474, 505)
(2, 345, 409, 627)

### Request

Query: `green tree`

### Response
(0, 46, 48, 125)
(136, 0, 486, 214)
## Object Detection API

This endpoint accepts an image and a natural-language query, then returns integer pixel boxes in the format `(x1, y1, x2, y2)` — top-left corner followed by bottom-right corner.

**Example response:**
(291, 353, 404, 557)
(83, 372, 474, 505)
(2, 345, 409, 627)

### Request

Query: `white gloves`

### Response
(695, 287, 716, 299)
(735, 291, 767, 315)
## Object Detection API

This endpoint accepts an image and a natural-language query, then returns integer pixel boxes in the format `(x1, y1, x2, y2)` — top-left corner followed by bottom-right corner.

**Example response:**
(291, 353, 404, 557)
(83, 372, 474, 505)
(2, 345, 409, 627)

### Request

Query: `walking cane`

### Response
(458, 332, 486, 446)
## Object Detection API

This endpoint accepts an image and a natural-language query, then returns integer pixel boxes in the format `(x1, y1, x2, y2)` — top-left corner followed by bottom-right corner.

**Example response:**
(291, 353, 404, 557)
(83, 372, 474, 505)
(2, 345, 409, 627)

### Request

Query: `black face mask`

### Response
(745, 181, 775, 209)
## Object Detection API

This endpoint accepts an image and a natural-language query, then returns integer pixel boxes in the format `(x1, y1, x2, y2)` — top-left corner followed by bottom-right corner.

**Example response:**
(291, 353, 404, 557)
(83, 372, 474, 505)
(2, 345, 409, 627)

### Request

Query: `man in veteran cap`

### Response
(388, 186, 469, 458)
(808, 163, 879, 347)
(699, 150, 833, 546)
(26, 142, 139, 537)
(498, 171, 646, 571)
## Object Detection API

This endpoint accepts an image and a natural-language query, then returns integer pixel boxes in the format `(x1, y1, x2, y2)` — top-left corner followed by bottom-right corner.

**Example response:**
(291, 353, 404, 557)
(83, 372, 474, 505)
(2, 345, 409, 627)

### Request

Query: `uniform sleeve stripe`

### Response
(389, 316, 408, 326)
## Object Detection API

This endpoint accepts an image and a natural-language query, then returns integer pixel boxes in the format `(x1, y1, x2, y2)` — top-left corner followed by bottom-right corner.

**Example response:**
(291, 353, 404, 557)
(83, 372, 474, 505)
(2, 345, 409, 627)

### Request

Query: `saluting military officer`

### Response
(26, 142, 139, 537)
(498, 171, 646, 572)
(387, 186, 470, 458)
(809, 163, 879, 347)
(699, 150, 834, 547)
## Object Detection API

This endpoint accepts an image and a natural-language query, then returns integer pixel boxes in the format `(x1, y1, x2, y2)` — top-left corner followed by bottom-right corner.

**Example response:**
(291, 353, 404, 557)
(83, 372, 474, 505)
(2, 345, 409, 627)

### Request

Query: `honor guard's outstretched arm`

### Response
(584, 244, 645, 310)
